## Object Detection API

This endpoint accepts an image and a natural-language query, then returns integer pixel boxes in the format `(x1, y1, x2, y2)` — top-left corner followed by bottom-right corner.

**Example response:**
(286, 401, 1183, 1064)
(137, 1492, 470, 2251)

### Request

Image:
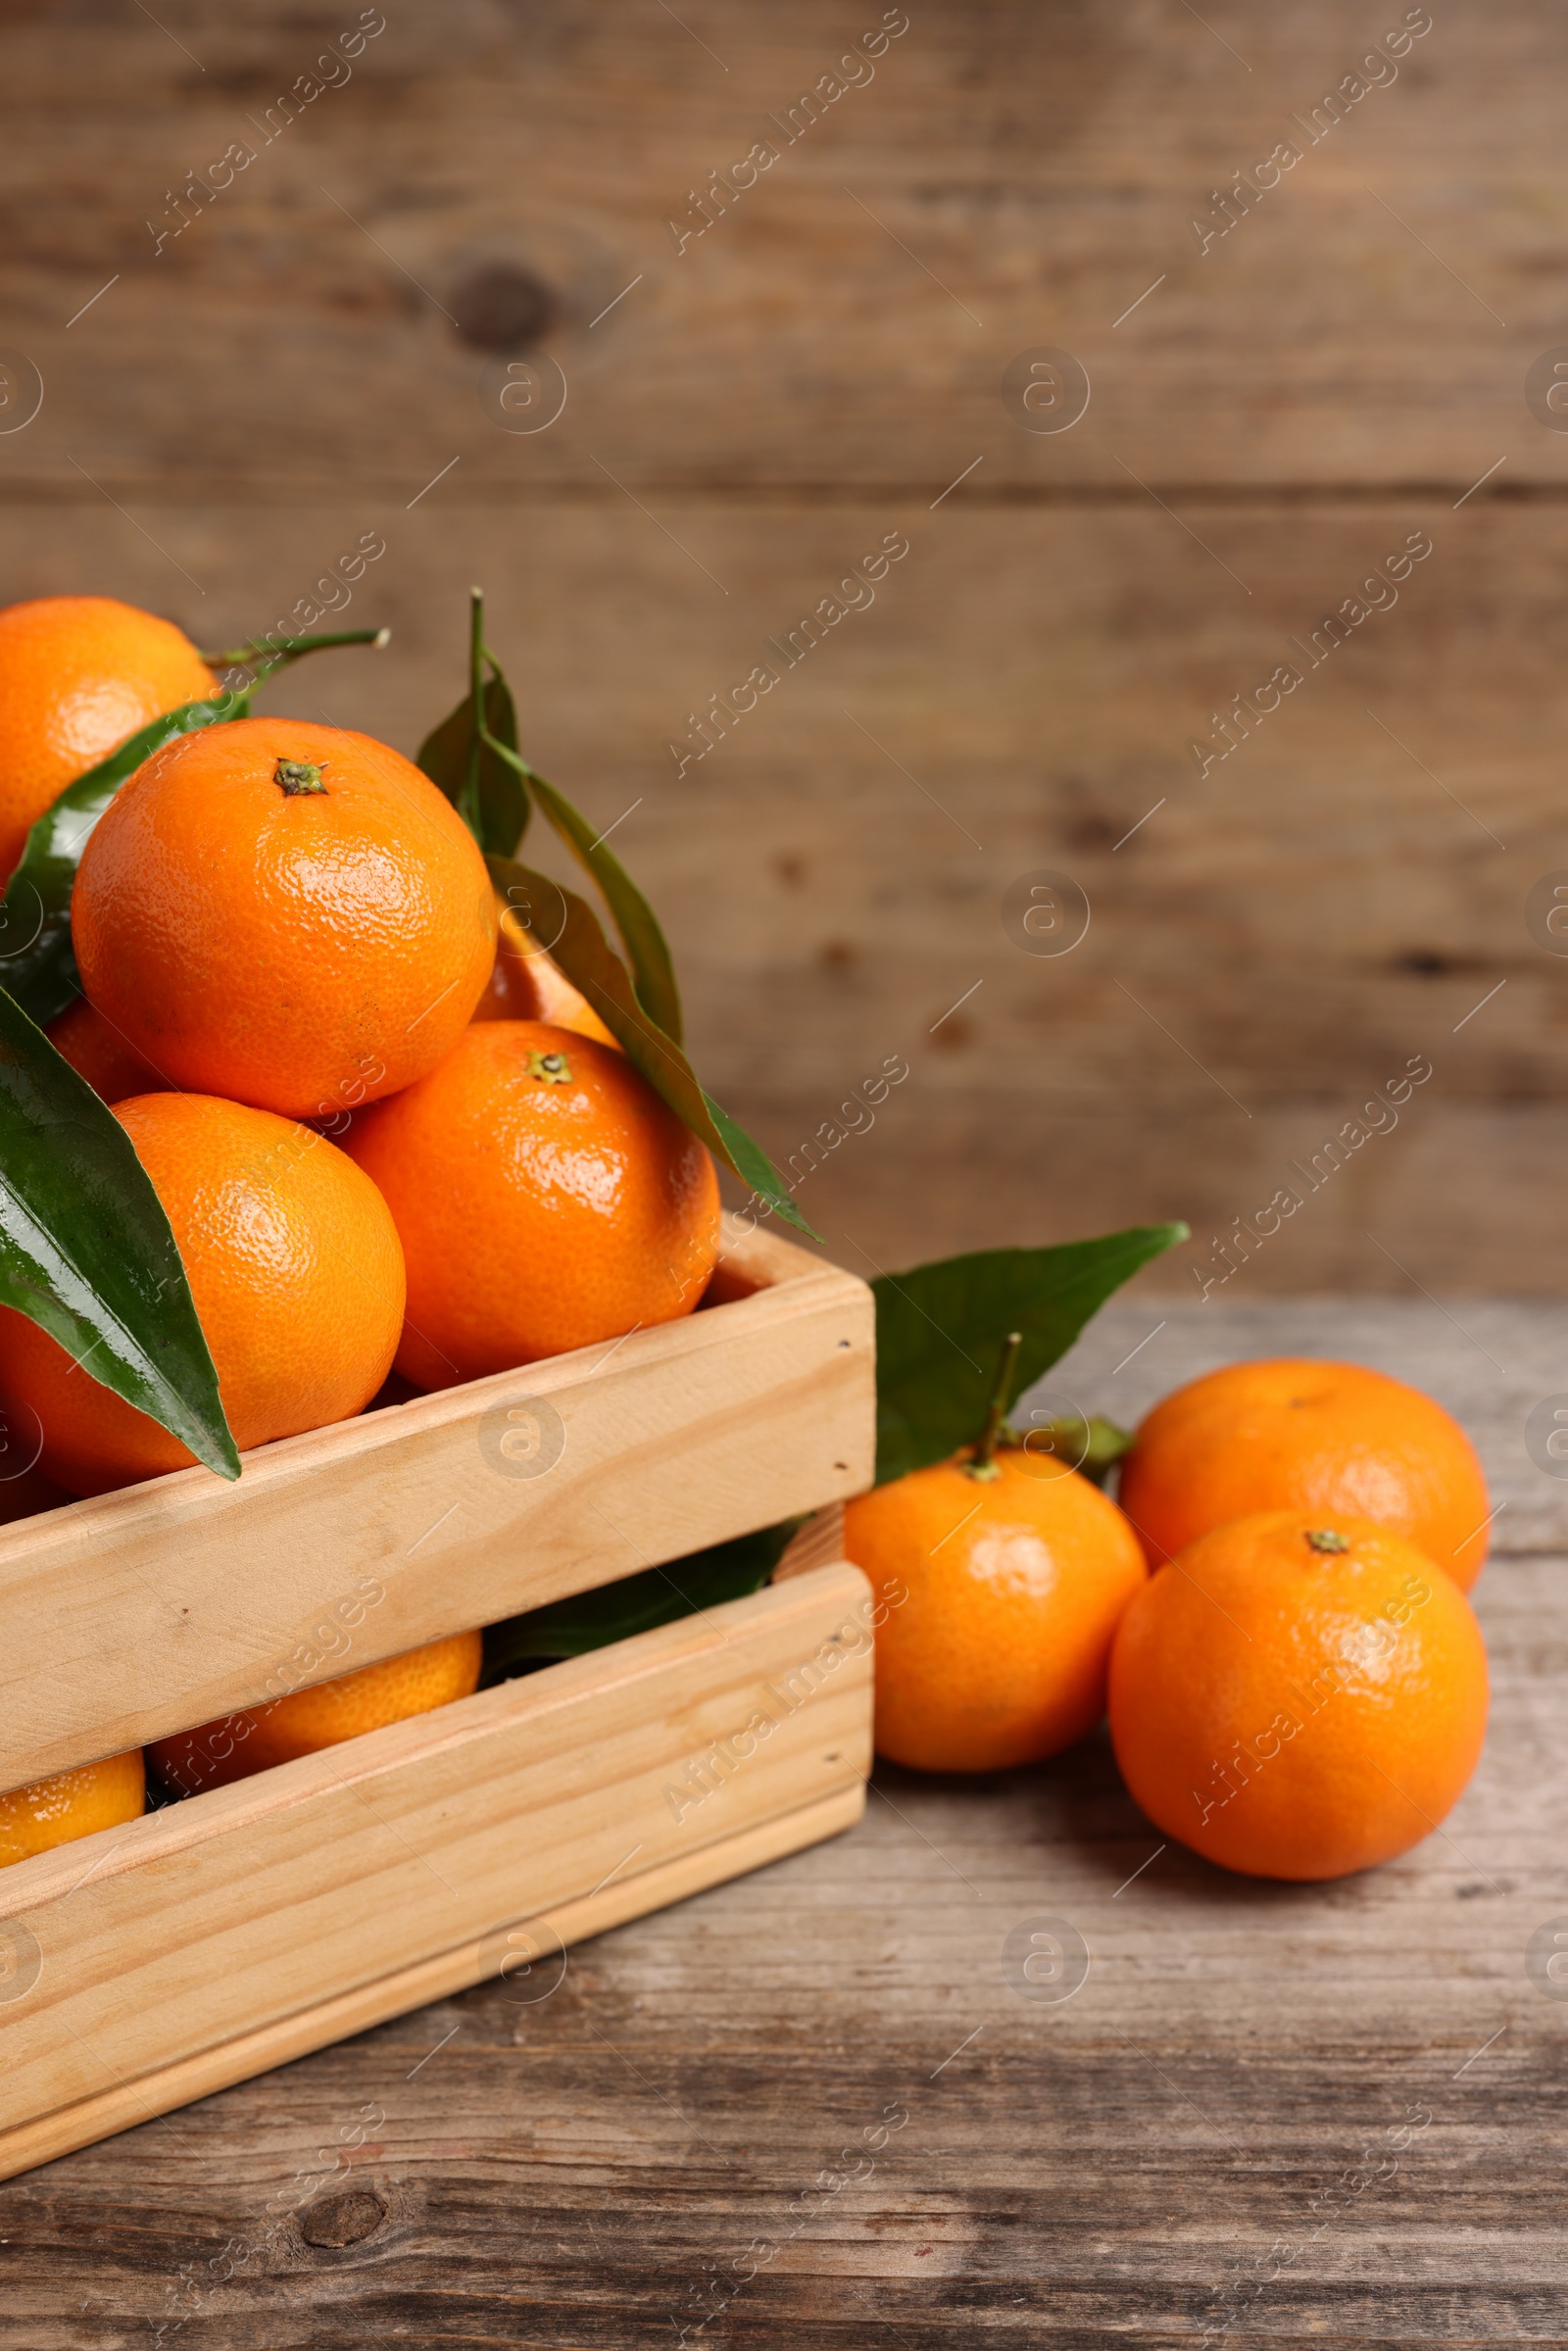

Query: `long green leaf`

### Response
(0, 987, 238, 1480)
(484, 1518, 802, 1672)
(416, 592, 681, 1039)
(487, 853, 814, 1238)
(513, 756, 682, 1045)
(872, 1225, 1188, 1485)
(0, 694, 244, 1027)
(416, 672, 528, 857)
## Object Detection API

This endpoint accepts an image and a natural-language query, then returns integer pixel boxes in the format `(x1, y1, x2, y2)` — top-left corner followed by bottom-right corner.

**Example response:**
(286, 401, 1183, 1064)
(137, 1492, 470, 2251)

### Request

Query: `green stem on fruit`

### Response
(274, 759, 325, 797)
(461, 586, 486, 839)
(966, 1330, 1022, 1482)
(199, 625, 390, 684)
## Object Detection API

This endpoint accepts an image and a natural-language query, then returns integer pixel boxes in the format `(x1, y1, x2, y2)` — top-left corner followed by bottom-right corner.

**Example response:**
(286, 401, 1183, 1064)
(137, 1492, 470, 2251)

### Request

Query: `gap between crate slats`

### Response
(0, 1562, 872, 2182)
(0, 1222, 873, 1790)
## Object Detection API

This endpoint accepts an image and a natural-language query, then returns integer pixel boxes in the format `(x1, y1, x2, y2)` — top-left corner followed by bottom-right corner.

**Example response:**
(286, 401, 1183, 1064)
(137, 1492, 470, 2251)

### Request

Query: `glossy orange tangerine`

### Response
(73, 716, 497, 1120)
(843, 1447, 1148, 1772)
(342, 1020, 720, 1389)
(1108, 1511, 1489, 1880)
(0, 1092, 405, 1494)
(148, 1632, 484, 1796)
(1119, 1357, 1493, 1590)
(0, 595, 215, 882)
(0, 1750, 145, 1867)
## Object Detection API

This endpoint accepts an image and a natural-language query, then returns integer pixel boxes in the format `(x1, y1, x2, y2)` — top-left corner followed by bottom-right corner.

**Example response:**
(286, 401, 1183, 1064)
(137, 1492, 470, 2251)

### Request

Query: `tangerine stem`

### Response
(468, 587, 485, 716)
(200, 625, 389, 671)
(460, 586, 486, 840)
(967, 1330, 1022, 1481)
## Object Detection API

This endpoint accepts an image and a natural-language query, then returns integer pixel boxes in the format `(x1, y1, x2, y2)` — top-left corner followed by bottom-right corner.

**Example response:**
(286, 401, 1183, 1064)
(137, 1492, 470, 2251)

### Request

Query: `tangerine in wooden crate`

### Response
(0, 592, 879, 2178)
(0, 1221, 875, 2180)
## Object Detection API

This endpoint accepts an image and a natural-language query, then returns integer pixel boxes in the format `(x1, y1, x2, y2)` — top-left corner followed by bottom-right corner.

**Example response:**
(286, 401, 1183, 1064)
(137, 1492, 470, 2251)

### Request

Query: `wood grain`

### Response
(0, 0, 1554, 1288)
(0, 0, 1557, 2335)
(0, 1, 1559, 494)
(0, 1561, 872, 2183)
(1, 1302, 1559, 2348)
(0, 485, 1551, 1286)
(0, 1222, 873, 1791)
(773, 1501, 848, 1582)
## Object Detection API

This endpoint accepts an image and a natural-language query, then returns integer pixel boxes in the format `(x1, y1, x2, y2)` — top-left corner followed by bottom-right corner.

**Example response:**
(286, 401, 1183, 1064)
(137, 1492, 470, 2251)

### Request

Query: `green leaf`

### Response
(872, 1224, 1188, 1486)
(416, 671, 528, 858)
(0, 986, 239, 1481)
(1027, 1413, 1134, 1489)
(487, 852, 815, 1239)
(484, 1518, 803, 1671)
(422, 589, 680, 1038)
(0, 692, 245, 1028)
(518, 759, 682, 1045)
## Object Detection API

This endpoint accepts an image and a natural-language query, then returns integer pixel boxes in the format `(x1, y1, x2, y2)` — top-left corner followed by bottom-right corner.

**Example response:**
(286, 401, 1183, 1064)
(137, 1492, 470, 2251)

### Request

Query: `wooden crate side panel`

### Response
(0, 1565, 873, 2140)
(0, 1783, 863, 2187)
(0, 1241, 873, 1789)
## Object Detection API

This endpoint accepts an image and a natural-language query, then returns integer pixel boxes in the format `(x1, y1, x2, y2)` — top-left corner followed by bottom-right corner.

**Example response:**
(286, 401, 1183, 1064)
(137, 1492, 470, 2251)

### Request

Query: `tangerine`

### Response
(472, 902, 617, 1047)
(72, 716, 497, 1119)
(1119, 1358, 1492, 1590)
(0, 1461, 72, 1525)
(47, 996, 164, 1103)
(1107, 1510, 1489, 1880)
(0, 1092, 405, 1494)
(342, 1020, 720, 1389)
(0, 595, 215, 882)
(0, 1749, 144, 1867)
(147, 1631, 483, 1796)
(842, 1447, 1148, 1772)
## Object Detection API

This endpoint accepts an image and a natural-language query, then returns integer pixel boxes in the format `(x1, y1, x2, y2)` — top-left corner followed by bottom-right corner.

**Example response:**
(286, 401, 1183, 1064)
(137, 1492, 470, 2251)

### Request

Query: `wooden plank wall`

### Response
(0, 0, 1556, 1294)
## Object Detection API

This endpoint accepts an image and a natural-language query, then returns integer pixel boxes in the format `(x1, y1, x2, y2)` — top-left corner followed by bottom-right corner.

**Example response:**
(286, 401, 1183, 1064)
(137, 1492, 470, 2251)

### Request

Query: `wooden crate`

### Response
(0, 1227, 876, 2180)
(0, 1561, 873, 2181)
(0, 1217, 873, 1789)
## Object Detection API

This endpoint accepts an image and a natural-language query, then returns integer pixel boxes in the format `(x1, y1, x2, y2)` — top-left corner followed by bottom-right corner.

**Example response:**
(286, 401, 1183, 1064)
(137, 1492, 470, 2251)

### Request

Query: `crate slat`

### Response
(773, 1502, 849, 1581)
(0, 1222, 873, 1788)
(0, 1561, 872, 2181)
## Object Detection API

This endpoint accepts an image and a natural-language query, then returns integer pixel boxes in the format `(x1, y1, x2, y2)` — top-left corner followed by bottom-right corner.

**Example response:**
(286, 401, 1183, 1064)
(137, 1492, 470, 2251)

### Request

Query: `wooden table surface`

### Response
(5, 1297, 1564, 2347)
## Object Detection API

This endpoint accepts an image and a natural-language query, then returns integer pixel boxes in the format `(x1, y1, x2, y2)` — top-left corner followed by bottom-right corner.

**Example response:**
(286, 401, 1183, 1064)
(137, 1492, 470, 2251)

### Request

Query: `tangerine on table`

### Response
(1107, 1510, 1489, 1881)
(47, 996, 164, 1103)
(843, 1447, 1148, 1773)
(341, 1019, 720, 1390)
(147, 1631, 483, 1796)
(0, 595, 215, 883)
(472, 901, 617, 1047)
(72, 716, 497, 1121)
(1118, 1357, 1492, 1590)
(0, 1750, 145, 1867)
(0, 1091, 405, 1494)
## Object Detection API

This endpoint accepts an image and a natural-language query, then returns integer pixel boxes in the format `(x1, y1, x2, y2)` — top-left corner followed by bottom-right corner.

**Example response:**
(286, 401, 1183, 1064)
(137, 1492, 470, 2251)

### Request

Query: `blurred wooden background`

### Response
(0, 0, 1558, 1293)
